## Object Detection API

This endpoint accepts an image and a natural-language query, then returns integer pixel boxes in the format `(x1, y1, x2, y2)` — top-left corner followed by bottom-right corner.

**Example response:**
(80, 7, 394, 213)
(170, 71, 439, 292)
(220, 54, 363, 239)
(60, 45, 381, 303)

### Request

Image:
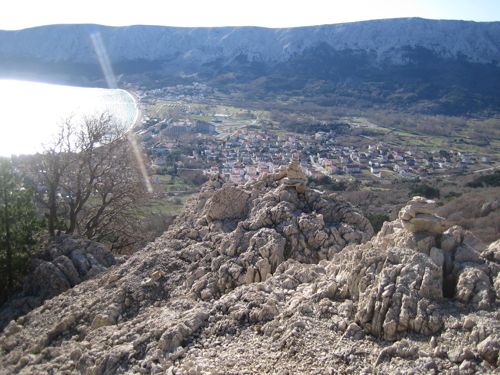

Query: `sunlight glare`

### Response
(0, 79, 137, 157)
(90, 33, 153, 193)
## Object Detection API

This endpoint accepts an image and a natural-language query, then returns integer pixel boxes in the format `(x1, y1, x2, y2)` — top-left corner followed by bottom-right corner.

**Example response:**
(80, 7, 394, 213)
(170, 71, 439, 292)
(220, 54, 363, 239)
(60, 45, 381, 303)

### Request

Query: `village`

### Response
(136, 102, 495, 188)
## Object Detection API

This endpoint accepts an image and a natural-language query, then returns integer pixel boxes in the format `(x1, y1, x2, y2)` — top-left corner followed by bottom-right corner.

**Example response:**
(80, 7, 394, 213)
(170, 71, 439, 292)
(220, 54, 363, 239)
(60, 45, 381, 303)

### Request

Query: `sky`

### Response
(1, 0, 499, 30)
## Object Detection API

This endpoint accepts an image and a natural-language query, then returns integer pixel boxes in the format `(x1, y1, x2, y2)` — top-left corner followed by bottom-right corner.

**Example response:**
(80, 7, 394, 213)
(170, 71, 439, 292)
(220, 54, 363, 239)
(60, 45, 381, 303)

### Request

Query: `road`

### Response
(473, 165, 499, 174)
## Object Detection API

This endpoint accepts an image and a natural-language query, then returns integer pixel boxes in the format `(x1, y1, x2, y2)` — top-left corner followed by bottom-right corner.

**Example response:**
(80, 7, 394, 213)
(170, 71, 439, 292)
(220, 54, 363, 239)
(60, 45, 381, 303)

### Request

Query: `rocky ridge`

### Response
(0, 170, 498, 374)
(1, 19, 499, 66)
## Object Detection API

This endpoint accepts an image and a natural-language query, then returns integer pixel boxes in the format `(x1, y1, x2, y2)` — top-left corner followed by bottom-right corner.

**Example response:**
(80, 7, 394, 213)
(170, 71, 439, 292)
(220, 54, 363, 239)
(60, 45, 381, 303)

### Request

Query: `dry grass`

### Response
(437, 187, 500, 244)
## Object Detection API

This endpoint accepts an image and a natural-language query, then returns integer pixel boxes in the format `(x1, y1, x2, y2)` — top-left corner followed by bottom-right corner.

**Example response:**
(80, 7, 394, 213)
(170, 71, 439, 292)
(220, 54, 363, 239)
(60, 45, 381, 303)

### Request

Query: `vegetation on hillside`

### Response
(466, 171, 500, 188)
(23, 113, 152, 251)
(409, 183, 440, 199)
(0, 159, 42, 304)
(367, 213, 390, 233)
(308, 175, 347, 191)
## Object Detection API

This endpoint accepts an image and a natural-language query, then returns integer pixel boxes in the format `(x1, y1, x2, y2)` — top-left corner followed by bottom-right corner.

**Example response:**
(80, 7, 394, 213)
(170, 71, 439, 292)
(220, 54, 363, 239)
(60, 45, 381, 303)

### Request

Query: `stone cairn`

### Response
(278, 153, 308, 193)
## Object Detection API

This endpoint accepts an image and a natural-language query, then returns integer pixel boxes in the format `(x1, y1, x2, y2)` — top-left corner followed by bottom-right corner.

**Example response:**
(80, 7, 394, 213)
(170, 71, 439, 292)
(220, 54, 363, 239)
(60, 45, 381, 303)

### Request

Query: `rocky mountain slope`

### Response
(1, 18, 500, 113)
(0, 161, 498, 374)
(1, 19, 499, 65)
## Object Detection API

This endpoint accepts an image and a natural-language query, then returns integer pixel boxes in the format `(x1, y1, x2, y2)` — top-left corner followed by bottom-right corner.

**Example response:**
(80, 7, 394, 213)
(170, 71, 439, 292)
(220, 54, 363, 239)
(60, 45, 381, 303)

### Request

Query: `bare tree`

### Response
(33, 120, 74, 237)
(32, 113, 150, 250)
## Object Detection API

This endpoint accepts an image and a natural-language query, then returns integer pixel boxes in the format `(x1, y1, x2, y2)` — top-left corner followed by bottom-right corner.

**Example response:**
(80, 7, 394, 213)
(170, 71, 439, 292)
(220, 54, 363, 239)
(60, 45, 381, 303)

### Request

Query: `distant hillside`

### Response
(1, 18, 500, 114)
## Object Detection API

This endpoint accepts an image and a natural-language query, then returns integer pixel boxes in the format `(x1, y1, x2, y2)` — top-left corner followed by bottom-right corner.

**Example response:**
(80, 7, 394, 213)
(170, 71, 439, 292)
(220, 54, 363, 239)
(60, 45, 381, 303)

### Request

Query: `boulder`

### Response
(477, 335, 499, 365)
(455, 266, 492, 309)
(480, 200, 500, 217)
(29, 261, 71, 299)
(329, 245, 444, 340)
(399, 197, 447, 234)
(205, 184, 250, 221)
(0, 235, 115, 331)
(52, 255, 81, 287)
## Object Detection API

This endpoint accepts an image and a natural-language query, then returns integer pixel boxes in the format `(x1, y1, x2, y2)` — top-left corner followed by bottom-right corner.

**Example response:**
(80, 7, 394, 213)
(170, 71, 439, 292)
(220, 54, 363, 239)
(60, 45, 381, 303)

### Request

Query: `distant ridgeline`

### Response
(1, 18, 500, 114)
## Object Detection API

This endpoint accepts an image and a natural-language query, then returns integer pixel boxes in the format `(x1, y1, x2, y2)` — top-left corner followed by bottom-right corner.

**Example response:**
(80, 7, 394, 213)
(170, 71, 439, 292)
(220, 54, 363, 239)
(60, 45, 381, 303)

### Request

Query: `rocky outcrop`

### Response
(0, 178, 498, 374)
(170, 174, 373, 300)
(204, 185, 250, 221)
(322, 207, 493, 341)
(399, 196, 447, 234)
(480, 199, 500, 217)
(483, 239, 500, 303)
(0, 235, 115, 331)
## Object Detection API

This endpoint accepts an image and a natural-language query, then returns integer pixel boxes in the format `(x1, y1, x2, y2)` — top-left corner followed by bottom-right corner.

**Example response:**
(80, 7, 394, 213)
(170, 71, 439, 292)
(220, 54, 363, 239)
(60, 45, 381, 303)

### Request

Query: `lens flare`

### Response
(127, 132, 153, 193)
(90, 33, 118, 89)
(91, 32, 153, 193)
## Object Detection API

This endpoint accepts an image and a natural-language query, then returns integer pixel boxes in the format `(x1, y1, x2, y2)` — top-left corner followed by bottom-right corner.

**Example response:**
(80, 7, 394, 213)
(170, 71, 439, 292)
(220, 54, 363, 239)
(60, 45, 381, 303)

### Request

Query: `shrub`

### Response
(367, 213, 390, 233)
(0, 159, 43, 304)
(308, 176, 347, 191)
(466, 171, 500, 188)
(444, 191, 462, 199)
(409, 183, 440, 199)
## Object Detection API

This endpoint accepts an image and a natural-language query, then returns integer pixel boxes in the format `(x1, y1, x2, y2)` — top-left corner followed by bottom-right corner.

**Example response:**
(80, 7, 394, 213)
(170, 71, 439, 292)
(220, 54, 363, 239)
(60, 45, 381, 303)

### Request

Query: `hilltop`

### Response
(0, 161, 498, 374)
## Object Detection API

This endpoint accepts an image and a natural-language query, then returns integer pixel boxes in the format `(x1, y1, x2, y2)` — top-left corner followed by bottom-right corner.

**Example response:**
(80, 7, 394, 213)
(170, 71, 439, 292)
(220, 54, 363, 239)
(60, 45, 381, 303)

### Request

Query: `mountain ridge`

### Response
(1, 18, 499, 64)
(1, 18, 500, 114)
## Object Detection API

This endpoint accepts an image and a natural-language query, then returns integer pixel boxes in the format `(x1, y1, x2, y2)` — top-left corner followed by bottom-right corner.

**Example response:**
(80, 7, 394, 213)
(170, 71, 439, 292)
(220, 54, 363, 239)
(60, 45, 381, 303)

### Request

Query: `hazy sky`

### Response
(1, 0, 499, 30)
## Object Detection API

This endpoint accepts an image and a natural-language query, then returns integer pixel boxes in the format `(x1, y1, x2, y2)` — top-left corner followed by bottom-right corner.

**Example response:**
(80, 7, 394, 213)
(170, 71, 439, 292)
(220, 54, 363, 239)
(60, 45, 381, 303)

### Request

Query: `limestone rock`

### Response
(480, 200, 500, 217)
(205, 184, 250, 221)
(328, 244, 444, 340)
(430, 247, 444, 267)
(399, 196, 447, 234)
(441, 225, 464, 252)
(52, 255, 81, 287)
(0, 235, 115, 330)
(172, 174, 373, 300)
(483, 240, 500, 300)
(454, 244, 481, 263)
(477, 334, 499, 365)
(0, 177, 498, 375)
(455, 266, 492, 309)
(280, 153, 308, 193)
(483, 239, 500, 263)
(28, 261, 71, 299)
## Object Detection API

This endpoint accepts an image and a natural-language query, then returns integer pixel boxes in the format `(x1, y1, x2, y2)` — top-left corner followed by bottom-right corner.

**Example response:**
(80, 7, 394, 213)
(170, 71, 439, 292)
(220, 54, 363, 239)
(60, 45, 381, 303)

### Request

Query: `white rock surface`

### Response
(1, 19, 499, 66)
(0, 175, 498, 374)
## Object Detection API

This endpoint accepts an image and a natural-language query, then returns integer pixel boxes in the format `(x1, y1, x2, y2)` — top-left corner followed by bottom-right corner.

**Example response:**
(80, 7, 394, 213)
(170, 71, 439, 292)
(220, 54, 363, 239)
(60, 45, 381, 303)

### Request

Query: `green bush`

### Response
(367, 213, 390, 233)
(466, 171, 500, 188)
(0, 159, 43, 304)
(308, 176, 347, 191)
(444, 191, 462, 199)
(409, 183, 440, 199)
